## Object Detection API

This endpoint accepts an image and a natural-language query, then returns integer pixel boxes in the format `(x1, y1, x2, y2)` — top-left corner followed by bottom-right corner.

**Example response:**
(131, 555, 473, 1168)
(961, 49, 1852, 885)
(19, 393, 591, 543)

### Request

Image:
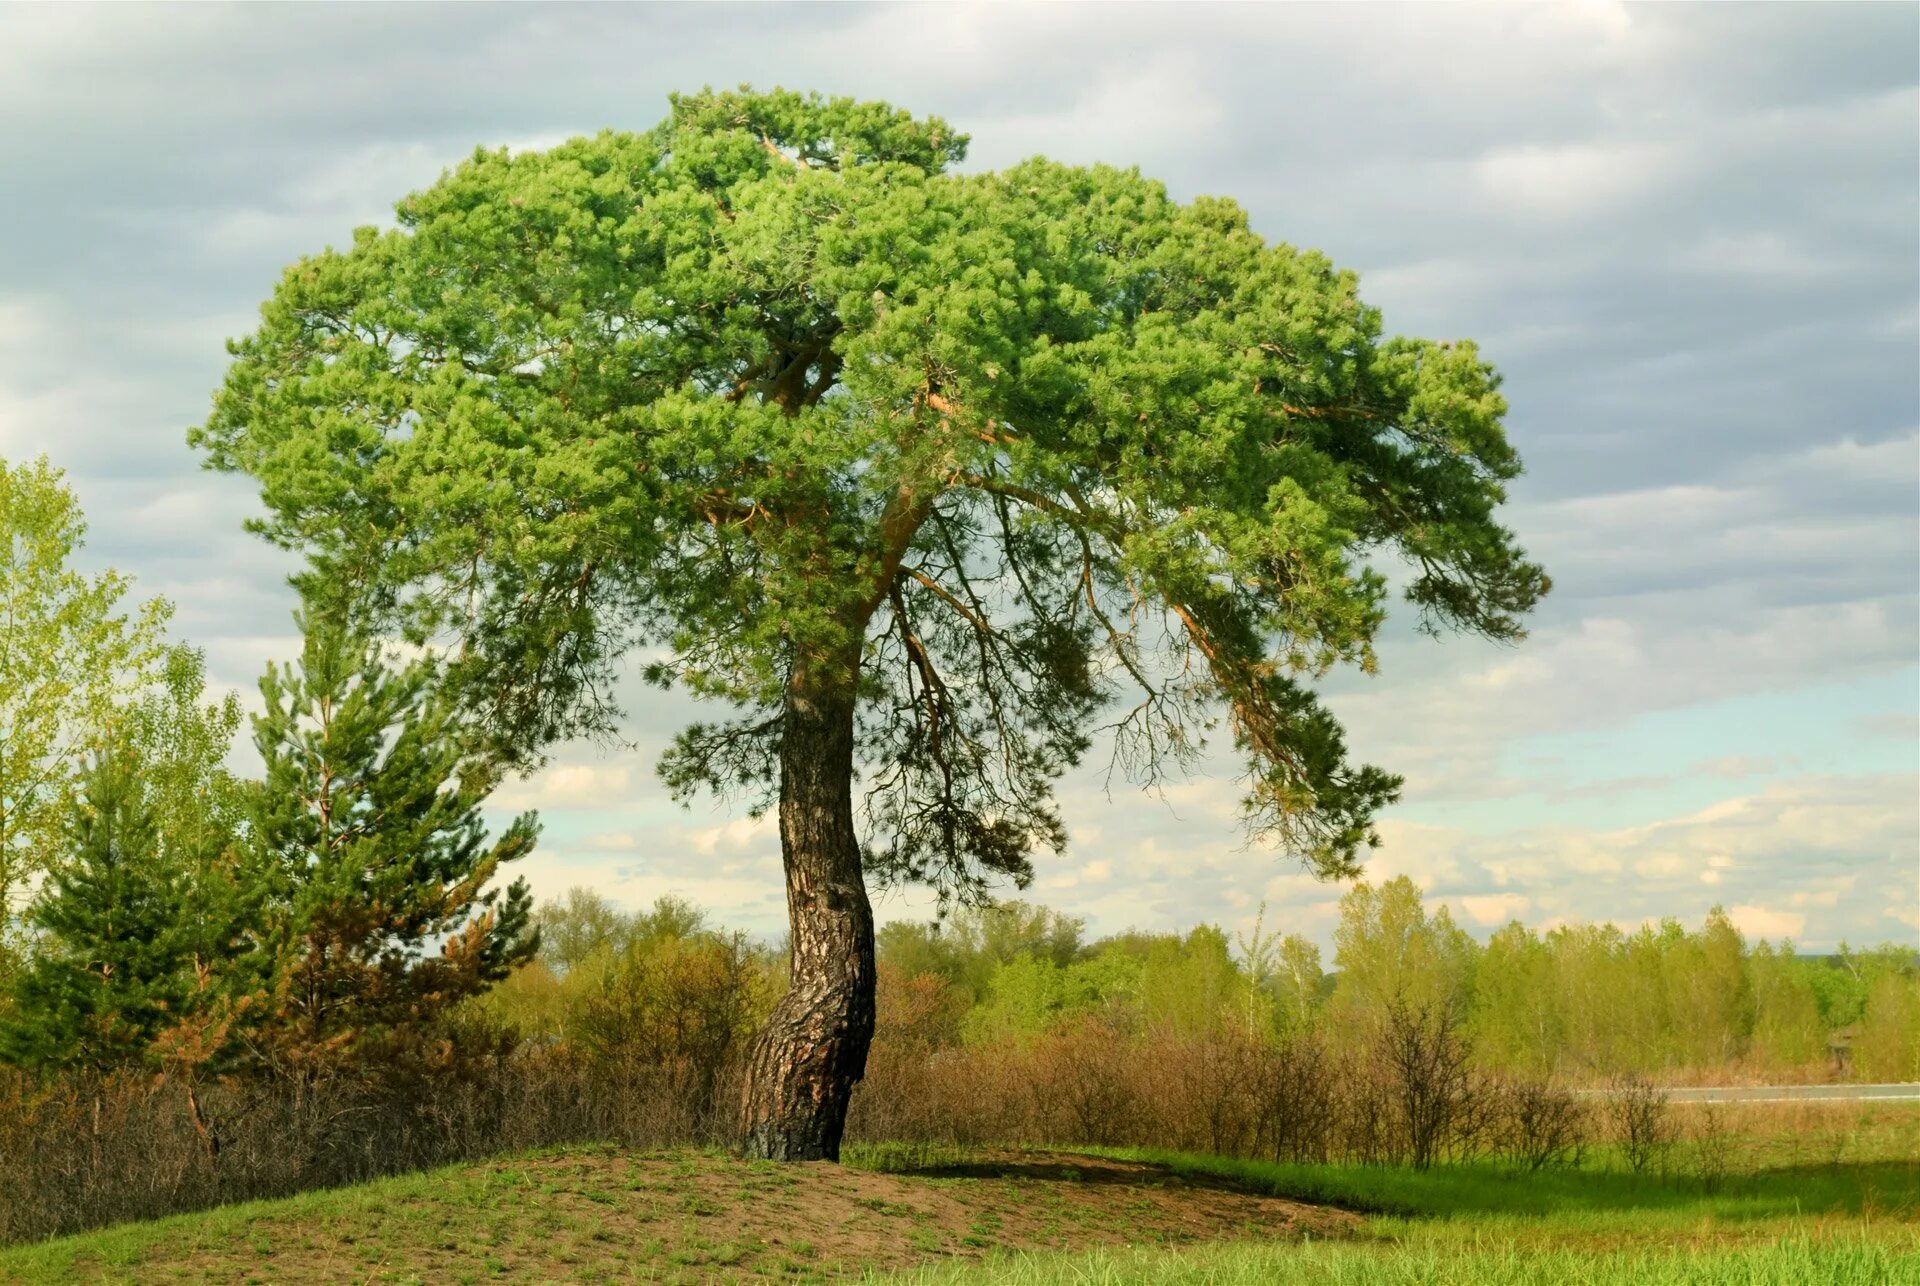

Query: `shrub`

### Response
(1378, 998, 1478, 1170)
(1495, 1078, 1585, 1172)
(1605, 1074, 1675, 1175)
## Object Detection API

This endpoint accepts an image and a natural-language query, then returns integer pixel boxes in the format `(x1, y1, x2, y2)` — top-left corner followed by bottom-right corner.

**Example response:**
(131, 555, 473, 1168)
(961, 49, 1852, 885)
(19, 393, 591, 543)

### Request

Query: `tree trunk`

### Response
(737, 666, 874, 1161)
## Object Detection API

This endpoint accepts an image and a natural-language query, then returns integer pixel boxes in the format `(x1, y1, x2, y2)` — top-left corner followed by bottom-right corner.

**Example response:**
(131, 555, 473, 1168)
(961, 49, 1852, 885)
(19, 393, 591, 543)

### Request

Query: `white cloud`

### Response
(511, 849, 787, 931)
(1459, 893, 1531, 926)
(1474, 139, 1680, 219)
(494, 763, 634, 811)
(1728, 905, 1806, 940)
(687, 815, 776, 858)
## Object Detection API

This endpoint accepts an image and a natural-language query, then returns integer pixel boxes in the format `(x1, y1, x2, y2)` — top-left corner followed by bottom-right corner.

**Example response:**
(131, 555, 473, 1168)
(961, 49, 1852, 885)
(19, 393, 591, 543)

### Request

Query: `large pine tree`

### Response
(247, 613, 539, 1084)
(196, 90, 1548, 1156)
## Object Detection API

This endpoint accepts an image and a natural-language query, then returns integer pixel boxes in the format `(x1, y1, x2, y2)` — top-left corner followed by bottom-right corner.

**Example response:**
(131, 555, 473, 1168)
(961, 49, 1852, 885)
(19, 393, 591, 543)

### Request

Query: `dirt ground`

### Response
(63, 1145, 1357, 1282)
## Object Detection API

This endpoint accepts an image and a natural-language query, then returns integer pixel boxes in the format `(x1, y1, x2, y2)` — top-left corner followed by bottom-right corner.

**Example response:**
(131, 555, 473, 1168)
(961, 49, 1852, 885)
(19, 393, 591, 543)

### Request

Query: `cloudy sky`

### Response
(3, 3, 1914, 953)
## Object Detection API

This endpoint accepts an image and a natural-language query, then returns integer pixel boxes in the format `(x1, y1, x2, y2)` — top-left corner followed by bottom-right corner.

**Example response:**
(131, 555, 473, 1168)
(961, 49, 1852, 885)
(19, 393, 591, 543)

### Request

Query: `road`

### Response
(1630, 1084, 1920, 1104)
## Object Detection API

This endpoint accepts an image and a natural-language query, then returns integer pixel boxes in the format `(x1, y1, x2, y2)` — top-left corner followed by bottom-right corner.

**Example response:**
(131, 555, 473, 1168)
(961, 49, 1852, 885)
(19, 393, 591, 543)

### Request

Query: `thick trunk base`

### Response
(737, 672, 874, 1162)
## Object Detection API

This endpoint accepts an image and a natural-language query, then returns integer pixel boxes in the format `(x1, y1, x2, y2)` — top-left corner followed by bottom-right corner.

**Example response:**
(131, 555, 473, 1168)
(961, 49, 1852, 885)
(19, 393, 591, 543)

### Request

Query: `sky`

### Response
(1, 2, 1915, 954)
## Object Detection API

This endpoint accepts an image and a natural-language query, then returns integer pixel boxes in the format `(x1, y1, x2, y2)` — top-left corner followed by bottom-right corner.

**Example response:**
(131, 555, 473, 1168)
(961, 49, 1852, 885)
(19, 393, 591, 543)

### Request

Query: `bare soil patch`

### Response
(32, 1145, 1356, 1282)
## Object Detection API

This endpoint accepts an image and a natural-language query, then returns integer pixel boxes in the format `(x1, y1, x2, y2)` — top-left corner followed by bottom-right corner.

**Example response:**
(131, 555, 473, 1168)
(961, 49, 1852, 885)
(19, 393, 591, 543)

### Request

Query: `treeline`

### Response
(5, 880, 1916, 1242)
(486, 880, 1918, 1089)
(872, 882, 1916, 1082)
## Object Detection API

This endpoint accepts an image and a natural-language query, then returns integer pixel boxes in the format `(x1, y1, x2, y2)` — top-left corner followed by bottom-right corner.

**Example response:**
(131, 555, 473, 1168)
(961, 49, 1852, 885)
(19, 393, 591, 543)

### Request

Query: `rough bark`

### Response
(737, 661, 875, 1161)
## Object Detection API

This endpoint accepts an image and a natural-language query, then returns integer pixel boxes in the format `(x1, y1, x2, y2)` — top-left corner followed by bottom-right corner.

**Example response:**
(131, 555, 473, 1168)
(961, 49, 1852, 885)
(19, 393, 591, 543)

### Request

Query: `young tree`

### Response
(1663, 908, 1753, 1069)
(1139, 925, 1246, 1040)
(1469, 920, 1561, 1076)
(1231, 907, 1326, 1034)
(1854, 961, 1920, 1083)
(1330, 876, 1478, 1030)
(0, 734, 251, 1073)
(128, 646, 247, 867)
(1273, 934, 1328, 1034)
(0, 455, 169, 957)
(1748, 940, 1825, 1071)
(534, 886, 642, 974)
(246, 614, 539, 1085)
(193, 90, 1548, 1158)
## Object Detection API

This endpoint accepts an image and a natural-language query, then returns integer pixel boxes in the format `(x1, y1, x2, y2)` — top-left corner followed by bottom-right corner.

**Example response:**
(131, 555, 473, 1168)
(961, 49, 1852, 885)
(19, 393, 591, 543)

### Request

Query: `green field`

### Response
(883, 1238, 1914, 1285)
(873, 1131, 1920, 1285)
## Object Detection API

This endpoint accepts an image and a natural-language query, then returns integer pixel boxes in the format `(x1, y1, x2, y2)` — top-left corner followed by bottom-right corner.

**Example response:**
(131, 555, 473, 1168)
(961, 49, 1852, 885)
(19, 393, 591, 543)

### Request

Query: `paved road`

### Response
(1625, 1084, 1920, 1104)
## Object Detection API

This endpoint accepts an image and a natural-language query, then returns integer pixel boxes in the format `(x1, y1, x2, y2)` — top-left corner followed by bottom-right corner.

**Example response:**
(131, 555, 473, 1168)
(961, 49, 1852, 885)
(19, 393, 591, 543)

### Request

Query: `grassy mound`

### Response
(0, 1144, 1351, 1283)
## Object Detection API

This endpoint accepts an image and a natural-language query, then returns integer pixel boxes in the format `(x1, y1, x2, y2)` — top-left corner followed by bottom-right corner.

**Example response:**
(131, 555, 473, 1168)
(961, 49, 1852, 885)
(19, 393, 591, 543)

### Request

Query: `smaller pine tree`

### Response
(0, 736, 244, 1072)
(247, 611, 538, 1086)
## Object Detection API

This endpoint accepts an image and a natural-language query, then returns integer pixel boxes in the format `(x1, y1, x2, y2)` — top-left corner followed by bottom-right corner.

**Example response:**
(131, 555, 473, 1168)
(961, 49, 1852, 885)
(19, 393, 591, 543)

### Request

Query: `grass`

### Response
(876, 1128, 1920, 1285)
(1094, 1146, 1920, 1223)
(879, 1235, 1916, 1285)
(0, 1142, 1349, 1282)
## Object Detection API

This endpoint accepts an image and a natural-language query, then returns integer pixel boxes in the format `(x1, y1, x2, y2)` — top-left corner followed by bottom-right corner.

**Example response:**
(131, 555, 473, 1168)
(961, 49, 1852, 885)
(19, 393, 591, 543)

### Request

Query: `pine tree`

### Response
(247, 612, 538, 1085)
(197, 89, 1548, 1158)
(0, 739, 233, 1071)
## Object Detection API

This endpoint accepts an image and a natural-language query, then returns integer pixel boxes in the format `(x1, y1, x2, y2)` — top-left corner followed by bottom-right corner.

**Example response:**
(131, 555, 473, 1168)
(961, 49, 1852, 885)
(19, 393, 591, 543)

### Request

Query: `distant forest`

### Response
(499, 875, 1919, 1087)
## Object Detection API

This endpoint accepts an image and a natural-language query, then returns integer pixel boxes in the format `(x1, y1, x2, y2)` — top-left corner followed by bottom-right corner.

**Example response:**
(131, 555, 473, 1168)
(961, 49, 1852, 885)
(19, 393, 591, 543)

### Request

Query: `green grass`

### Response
(880, 1235, 1917, 1285)
(1095, 1145, 1920, 1224)
(875, 1144, 1920, 1285)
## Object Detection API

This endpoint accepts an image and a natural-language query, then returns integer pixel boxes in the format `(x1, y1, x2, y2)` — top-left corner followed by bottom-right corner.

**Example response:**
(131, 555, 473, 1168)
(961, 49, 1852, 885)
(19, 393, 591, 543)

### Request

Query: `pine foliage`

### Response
(245, 611, 538, 1082)
(0, 738, 249, 1072)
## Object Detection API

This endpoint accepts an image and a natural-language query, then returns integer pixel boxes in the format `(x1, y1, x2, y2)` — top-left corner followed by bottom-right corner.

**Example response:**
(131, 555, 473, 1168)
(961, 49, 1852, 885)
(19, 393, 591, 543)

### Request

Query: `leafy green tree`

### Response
(127, 646, 246, 864)
(572, 921, 776, 1119)
(0, 736, 253, 1072)
(1330, 877, 1478, 1029)
(960, 954, 1078, 1044)
(246, 613, 539, 1084)
(1138, 925, 1246, 1040)
(1854, 968, 1920, 1082)
(193, 89, 1547, 1157)
(1618, 924, 1678, 1071)
(1272, 933, 1327, 1034)
(534, 887, 641, 974)
(879, 899, 1086, 1006)
(1662, 908, 1753, 1069)
(0, 455, 169, 957)
(961, 947, 1141, 1045)
(1748, 940, 1825, 1070)
(1467, 920, 1560, 1076)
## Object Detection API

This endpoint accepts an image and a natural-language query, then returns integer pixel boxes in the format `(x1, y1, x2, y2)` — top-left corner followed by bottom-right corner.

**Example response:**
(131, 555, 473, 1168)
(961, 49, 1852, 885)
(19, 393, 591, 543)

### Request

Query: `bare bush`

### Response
(1684, 1103, 1741, 1192)
(1606, 1074, 1675, 1175)
(1379, 999, 1478, 1170)
(0, 1050, 740, 1245)
(1249, 1031, 1337, 1164)
(1030, 1018, 1138, 1146)
(1495, 1078, 1585, 1172)
(1133, 1029, 1262, 1157)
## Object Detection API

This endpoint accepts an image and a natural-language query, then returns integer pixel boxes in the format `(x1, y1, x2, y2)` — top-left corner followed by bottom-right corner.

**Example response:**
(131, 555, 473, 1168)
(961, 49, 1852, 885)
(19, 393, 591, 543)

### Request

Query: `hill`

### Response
(0, 1145, 1351, 1283)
